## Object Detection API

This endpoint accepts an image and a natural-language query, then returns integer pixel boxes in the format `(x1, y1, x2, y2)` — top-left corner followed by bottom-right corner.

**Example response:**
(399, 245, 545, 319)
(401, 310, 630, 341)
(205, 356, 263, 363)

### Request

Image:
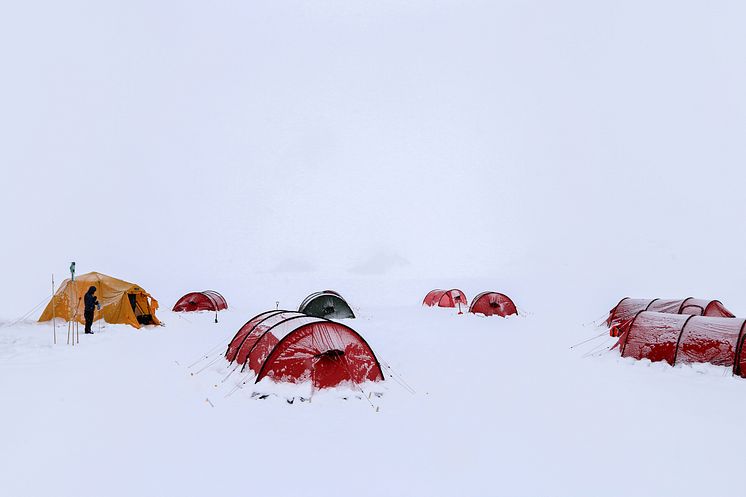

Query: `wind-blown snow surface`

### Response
(3, 279, 746, 497)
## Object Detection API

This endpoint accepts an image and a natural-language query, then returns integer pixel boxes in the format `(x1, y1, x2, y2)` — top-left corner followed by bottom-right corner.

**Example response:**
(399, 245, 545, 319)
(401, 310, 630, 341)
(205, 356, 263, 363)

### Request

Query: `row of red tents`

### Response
(423, 289, 518, 317)
(606, 297, 746, 377)
(172, 290, 357, 320)
(174, 288, 521, 319)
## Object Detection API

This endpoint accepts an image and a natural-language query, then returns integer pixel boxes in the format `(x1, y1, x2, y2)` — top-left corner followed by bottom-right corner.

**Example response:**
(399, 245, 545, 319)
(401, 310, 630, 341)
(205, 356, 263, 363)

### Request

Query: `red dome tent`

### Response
(225, 311, 383, 389)
(606, 297, 734, 329)
(423, 289, 468, 308)
(173, 291, 227, 313)
(423, 290, 445, 306)
(615, 311, 746, 377)
(469, 292, 518, 317)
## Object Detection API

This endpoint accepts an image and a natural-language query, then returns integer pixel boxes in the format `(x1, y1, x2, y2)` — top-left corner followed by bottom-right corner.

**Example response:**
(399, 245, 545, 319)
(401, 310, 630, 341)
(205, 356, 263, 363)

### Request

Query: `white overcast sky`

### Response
(1, 1, 745, 311)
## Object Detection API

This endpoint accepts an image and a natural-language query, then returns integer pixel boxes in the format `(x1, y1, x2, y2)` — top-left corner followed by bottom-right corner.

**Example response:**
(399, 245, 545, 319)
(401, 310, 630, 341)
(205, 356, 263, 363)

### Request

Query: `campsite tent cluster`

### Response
(423, 289, 518, 318)
(223, 292, 383, 389)
(606, 297, 746, 378)
(40, 273, 229, 329)
(43, 272, 746, 387)
(41, 276, 376, 389)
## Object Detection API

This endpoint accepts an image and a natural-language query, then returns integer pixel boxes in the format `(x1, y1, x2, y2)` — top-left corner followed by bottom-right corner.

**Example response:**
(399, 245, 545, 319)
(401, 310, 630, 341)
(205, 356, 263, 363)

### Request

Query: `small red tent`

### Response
(173, 291, 228, 313)
(615, 311, 746, 377)
(225, 311, 383, 388)
(423, 290, 445, 306)
(469, 292, 517, 317)
(423, 289, 467, 308)
(607, 297, 734, 328)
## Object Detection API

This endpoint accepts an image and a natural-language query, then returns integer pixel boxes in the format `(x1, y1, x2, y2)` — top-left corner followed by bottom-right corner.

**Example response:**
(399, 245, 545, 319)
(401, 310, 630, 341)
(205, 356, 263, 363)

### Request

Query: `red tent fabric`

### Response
(469, 292, 517, 317)
(607, 297, 734, 329)
(225, 311, 384, 388)
(615, 311, 746, 377)
(423, 289, 445, 306)
(173, 290, 227, 312)
(226, 311, 305, 366)
(423, 289, 467, 308)
(226, 310, 285, 363)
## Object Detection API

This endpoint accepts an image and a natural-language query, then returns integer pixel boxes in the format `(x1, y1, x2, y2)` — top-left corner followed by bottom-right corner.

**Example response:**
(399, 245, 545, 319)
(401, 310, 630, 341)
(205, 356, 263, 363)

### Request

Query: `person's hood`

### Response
(87, 286, 96, 294)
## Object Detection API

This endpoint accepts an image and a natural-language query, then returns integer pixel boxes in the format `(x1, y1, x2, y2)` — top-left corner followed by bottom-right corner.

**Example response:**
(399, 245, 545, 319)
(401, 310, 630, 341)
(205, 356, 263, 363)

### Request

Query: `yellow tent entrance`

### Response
(39, 272, 160, 329)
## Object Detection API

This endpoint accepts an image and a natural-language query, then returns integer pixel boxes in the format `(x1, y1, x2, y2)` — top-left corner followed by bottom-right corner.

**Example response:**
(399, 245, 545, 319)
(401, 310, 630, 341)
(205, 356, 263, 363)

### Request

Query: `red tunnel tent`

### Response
(607, 297, 734, 328)
(225, 311, 384, 388)
(173, 291, 228, 312)
(615, 311, 746, 377)
(469, 292, 518, 317)
(226, 310, 305, 365)
(423, 289, 468, 308)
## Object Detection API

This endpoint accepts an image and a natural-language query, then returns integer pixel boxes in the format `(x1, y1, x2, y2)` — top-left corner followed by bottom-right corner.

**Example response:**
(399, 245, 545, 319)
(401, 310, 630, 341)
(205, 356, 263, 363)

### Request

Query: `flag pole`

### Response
(69, 262, 76, 347)
(51, 274, 56, 344)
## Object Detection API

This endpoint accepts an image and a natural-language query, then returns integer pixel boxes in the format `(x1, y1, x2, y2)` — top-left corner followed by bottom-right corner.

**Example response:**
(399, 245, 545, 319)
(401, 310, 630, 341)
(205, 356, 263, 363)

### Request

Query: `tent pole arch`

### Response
(619, 311, 645, 356)
(671, 314, 696, 366)
(607, 297, 630, 325)
(254, 320, 384, 384)
(469, 291, 490, 310)
(437, 289, 466, 307)
(644, 298, 660, 311)
(732, 319, 746, 376)
(224, 310, 286, 360)
(680, 305, 705, 315)
(677, 297, 694, 314)
(230, 310, 298, 359)
(239, 314, 325, 373)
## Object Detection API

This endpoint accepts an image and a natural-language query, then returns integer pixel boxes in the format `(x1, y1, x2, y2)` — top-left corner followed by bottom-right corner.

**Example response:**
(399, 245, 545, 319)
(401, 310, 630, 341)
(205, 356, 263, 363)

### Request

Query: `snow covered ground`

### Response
(3, 278, 746, 497)
(2, 0, 746, 495)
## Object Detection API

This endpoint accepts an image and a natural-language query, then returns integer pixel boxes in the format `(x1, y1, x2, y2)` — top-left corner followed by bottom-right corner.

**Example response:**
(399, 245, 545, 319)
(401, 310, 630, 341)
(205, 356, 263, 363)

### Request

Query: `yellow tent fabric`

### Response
(38, 272, 160, 329)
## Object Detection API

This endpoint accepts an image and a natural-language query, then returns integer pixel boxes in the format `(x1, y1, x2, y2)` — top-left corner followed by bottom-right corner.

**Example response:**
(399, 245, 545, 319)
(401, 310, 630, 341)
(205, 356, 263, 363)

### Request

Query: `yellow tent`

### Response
(39, 272, 160, 329)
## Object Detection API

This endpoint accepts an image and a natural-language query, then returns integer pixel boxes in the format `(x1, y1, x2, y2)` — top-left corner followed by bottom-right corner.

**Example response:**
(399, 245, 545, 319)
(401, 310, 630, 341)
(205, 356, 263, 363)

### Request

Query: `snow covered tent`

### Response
(422, 289, 467, 308)
(606, 297, 734, 329)
(298, 291, 355, 319)
(172, 291, 227, 312)
(39, 272, 160, 328)
(615, 311, 746, 377)
(225, 310, 383, 388)
(469, 292, 518, 317)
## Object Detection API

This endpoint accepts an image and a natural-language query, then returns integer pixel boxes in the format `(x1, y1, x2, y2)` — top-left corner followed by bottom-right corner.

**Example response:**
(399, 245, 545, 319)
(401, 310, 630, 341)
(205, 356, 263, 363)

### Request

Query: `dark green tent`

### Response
(298, 291, 355, 319)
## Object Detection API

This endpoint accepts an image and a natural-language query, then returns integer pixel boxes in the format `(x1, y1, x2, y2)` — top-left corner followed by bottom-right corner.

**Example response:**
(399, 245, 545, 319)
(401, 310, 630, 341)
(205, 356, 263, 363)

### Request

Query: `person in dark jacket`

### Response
(83, 286, 100, 334)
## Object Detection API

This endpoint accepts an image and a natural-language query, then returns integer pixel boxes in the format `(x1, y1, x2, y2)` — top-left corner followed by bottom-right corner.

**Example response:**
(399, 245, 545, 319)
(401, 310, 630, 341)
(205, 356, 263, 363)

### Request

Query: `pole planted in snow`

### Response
(69, 262, 76, 346)
(51, 274, 56, 345)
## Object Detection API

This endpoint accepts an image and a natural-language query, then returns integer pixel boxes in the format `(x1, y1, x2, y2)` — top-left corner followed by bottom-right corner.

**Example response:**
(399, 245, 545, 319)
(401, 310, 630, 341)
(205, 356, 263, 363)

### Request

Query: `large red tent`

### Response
(607, 297, 734, 329)
(225, 311, 383, 388)
(615, 311, 746, 377)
